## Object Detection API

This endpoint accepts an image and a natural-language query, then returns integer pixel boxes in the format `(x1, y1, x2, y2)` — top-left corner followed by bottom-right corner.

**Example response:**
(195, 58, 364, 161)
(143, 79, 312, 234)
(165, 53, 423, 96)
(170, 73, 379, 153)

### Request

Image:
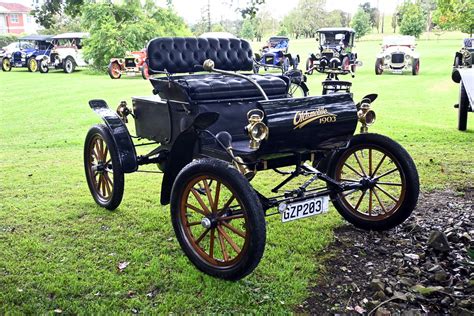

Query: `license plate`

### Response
(126, 72, 136, 76)
(281, 196, 329, 223)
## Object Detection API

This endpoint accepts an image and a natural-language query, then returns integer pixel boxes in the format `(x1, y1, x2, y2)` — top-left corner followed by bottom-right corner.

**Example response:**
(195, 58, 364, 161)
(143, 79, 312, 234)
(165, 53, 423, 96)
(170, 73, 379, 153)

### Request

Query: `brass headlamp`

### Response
(245, 109, 269, 150)
(357, 99, 376, 134)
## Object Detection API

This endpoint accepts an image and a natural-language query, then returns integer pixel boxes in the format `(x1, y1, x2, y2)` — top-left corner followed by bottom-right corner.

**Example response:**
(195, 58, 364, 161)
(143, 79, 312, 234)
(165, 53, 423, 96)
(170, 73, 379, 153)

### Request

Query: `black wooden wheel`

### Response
(458, 82, 469, 131)
(84, 124, 124, 210)
(2, 57, 12, 71)
(171, 158, 266, 280)
(329, 133, 419, 231)
(375, 58, 383, 75)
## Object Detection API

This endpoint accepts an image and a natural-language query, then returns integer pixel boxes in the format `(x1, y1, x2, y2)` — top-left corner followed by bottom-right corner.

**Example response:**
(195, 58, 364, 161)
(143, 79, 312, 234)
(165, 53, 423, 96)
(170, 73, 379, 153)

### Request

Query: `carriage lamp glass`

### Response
(315, 53, 321, 59)
(246, 109, 269, 150)
(135, 58, 140, 64)
(119, 59, 124, 64)
(405, 54, 410, 60)
(385, 55, 390, 60)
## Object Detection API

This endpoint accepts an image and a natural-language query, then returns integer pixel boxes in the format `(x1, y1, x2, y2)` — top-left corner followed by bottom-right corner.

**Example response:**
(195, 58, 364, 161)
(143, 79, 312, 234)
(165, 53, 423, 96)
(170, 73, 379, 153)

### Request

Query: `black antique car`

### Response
(306, 28, 360, 75)
(453, 38, 473, 69)
(452, 68, 473, 130)
(84, 37, 419, 280)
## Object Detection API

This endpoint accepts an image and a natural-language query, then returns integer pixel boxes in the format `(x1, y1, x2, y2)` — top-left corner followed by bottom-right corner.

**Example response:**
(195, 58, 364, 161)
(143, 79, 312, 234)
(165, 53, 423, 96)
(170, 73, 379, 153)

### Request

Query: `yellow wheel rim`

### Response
(3, 59, 10, 68)
(30, 59, 37, 72)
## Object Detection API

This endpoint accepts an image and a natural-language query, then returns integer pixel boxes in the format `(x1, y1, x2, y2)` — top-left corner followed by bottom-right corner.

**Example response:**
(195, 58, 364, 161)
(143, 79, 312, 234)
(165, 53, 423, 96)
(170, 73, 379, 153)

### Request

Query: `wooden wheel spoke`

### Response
(375, 184, 399, 203)
(344, 162, 364, 178)
(340, 178, 360, 183)
(202, 179, 214, 212)
(195, 228, 210, 245)
(187, 221, 201, 227)
(98, 139, 104, 160)
(369, 149, 372, 175)
(377, 181, 402, 187)
(222, 195, 235, 211)
(371, 154, 386, 177)
(354, 189, 367, 211)
(353, 152, 367, 176)
(213, 182, 221, 213)
(190, 188, 211, 214)
(185, 203, 208, 216)
(342, 189, 358, 197)
(372, 188, 387, 213)
(369, 189, 373, 216)
(221, 221, 246, 238)
(374, 167, 398, 180)
(217, 231, 229, 261)
(218, 213, 244, 221)
(217, 225, 241, 254)
(209, 228, 215, 258)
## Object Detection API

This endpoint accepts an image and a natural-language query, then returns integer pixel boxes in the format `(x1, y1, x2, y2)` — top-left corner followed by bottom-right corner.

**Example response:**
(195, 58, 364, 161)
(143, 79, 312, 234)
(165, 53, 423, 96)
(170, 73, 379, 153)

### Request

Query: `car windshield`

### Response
(382, 36, 415, 47)
(268, 38, 288, 49)
(54, 38, 81, 48)
(463, 38, 473, 48)
(319, 32, 350, 47)
(19, 41, 34, 50)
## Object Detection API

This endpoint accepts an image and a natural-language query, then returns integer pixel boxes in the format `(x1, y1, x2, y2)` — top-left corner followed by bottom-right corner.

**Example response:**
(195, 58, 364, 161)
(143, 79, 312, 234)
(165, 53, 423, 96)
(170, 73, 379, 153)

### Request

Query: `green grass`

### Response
(0, 35, 472, 314)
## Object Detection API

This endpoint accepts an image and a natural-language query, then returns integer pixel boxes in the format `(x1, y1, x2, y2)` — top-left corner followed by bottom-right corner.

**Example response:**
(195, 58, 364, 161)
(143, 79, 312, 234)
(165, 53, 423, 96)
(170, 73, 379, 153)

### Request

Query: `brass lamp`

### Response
(357, 101, 376, 134)
(245, 109, 269, 150)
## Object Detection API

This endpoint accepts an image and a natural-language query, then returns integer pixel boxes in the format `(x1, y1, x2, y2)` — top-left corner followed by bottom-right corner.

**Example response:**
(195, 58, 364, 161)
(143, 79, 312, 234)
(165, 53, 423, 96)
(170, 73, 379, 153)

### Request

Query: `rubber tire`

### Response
(375, 58, 383, 75)
(412, 58, 419, 76)
(458, 82, 469, 131)
(288, 82, 309, 97)
(108, 62, 121, 79)
(170, 158, 266, 280)
(39, 60, 49, 73)
(282, 57, 290, 72)
(63, 57, 76, 74)
(351, 64, 357, 73)
(328, 133, 419, 231)
(305, 58, 313, 75)
(141, 64, 149, 80)
(2, 57, 11, 71)
(27, 57, 38, 72)
(84, 124, 124, 210)
(342, 56, 350, 71)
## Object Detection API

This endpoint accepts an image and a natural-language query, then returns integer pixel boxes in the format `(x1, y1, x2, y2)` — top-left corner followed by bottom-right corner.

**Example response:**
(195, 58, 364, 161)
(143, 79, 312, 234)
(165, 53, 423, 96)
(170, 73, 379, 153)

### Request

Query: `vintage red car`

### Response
(108, 49, 149, 79)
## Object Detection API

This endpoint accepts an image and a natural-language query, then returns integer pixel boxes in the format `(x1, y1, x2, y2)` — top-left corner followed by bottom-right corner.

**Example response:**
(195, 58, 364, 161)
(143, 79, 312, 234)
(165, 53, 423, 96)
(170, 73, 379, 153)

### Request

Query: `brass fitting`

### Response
(245, 109, 269, 150)
(116, 100, 131, 123)
(357, 102, 376, 134)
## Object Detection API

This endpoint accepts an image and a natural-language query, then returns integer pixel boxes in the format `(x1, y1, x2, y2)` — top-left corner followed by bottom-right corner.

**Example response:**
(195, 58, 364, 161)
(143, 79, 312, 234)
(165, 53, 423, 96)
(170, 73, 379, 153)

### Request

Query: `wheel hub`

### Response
(360, 177, 377, 189)
(201, 217, 212, 229)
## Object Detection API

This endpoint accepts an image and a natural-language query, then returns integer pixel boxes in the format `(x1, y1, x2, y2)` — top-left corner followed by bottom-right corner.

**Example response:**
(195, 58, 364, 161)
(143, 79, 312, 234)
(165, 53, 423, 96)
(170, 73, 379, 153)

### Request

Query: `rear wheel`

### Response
(84, 124, 124, 210)
(141, 64, 149, 80)
(108, 62, 122, 79)
(458, 82, 469, 131)
(305, 58, 313, 75)
(171, 158, 266, 280)
(63, 57, 75, 73)
(27, 58, 38, 72)
(328, 133, 419, 231)
(412, 58, 419, 75)
(288, 82, 308, 98)
(375, 58, 383, 75)
(2, 57, 12, 71)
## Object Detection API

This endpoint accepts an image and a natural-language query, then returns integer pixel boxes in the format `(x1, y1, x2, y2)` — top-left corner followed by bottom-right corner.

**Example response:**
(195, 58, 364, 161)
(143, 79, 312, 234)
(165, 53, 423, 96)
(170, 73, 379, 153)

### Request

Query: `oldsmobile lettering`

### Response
(293, 107, 337, 129)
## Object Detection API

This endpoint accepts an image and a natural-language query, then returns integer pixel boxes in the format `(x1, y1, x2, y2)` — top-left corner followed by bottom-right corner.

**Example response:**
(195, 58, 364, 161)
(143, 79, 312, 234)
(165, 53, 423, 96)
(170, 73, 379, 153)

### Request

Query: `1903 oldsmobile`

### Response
(84, 37, 420, 280)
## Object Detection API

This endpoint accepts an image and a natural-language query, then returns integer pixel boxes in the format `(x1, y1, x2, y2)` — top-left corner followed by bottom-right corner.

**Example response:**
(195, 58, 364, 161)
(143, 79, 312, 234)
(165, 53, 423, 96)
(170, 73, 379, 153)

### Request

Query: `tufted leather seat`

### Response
(147, 37, 289, 101)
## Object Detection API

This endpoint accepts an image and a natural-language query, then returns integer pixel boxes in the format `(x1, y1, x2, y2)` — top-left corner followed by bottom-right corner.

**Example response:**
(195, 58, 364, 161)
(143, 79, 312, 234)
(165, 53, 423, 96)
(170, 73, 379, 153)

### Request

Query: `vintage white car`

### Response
(36, 32, 89, 74)
(375, 36, 420, 75)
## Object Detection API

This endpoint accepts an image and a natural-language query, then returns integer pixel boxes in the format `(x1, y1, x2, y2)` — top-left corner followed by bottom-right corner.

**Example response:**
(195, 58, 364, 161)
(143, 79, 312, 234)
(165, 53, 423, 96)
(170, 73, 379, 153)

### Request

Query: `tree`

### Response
(240, 18, 255, 40)
(31, 0, 84, 29)
(399, 4, 425, 37)
(360, 2, 380, 31)
(82, 0, 190, 70)
(351, 8, 371, 39)
(433, 0, 474, 36)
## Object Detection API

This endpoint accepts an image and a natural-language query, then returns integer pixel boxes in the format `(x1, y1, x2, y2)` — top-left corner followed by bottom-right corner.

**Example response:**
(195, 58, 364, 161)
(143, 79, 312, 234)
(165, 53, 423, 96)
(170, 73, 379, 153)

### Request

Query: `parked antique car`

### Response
(305, 28, 359, 75)
(253, 36, 299, 73)
(452, 68, 473, 131)
(0, 41, 21, 59)
(375, 36, 420, 75)
(37, 32, 89, 73)
(108, 49, 149, 79)
(453, 38, 473, 69)
(1, 35, 53, 72)
(84, 37, 419, 280)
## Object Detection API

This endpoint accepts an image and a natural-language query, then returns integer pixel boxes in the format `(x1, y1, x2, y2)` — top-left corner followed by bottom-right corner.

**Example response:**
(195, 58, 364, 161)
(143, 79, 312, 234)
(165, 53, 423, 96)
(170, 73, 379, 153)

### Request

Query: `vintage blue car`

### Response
(253, 36, 299, 73)
(1, 35, 53, 72)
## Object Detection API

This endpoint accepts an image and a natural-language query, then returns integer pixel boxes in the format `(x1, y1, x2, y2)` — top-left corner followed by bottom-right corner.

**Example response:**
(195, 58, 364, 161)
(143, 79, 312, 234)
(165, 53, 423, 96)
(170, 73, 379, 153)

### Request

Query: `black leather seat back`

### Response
(147, 37, 254, 74)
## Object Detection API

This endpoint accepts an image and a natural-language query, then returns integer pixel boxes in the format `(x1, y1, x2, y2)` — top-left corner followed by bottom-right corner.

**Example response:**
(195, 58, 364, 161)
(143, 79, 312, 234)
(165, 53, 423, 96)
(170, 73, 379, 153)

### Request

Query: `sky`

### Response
(9, 0, 402, 24)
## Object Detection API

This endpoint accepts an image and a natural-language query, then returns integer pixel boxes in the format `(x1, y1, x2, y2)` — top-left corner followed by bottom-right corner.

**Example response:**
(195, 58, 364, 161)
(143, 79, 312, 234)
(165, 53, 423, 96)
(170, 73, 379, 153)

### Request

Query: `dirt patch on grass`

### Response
(298, 190, 473, 315)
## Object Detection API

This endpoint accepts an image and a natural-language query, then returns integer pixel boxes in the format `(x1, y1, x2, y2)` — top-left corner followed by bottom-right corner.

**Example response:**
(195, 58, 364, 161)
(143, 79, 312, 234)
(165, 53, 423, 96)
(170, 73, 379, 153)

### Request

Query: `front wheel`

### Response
(458, 82, 469, 131)
(171, 158, 266, 280)
(108, 62, 122, 79)
(328, 133, 419, 231)
(39, 60, 49, 73)
(375, 58, 383, 75)
(84, 124, 124, 210)
(27, 58, 38, 72)
(412, 58, 420, 75)
(2, 57, 12, 71)
(141, 64, 149, 80)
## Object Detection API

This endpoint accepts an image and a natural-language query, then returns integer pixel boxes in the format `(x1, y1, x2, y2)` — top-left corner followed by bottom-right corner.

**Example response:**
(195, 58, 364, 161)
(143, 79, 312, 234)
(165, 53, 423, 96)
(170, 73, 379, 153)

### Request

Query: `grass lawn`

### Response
(0, 35, 472, 314)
